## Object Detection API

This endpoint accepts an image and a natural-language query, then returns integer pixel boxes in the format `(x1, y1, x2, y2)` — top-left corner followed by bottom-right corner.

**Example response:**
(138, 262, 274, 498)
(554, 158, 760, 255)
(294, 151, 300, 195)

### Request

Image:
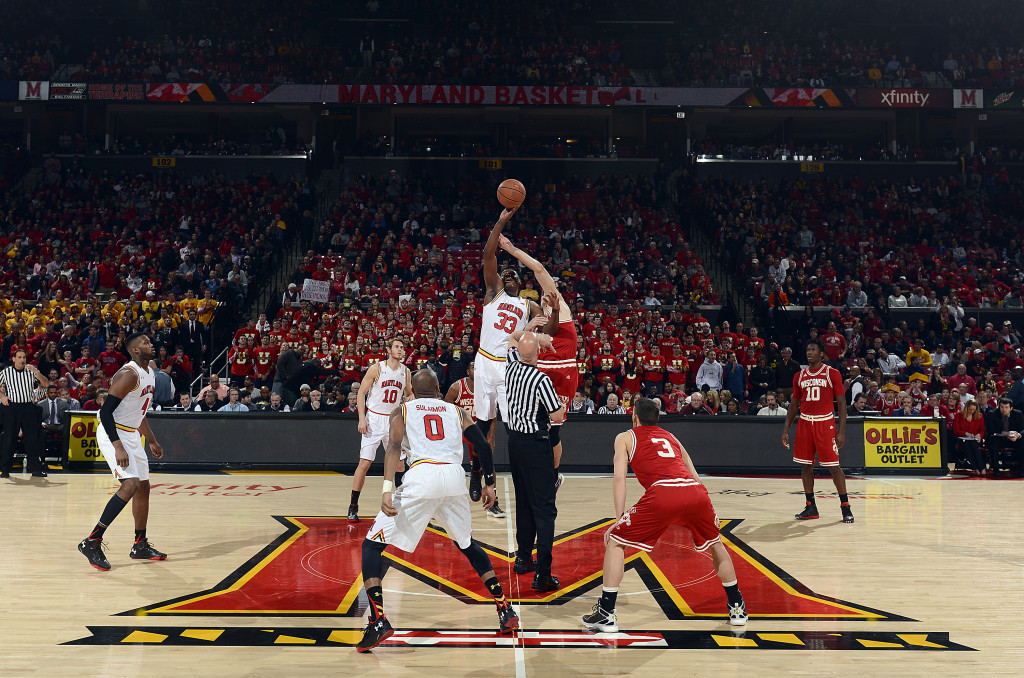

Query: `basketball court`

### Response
(2, 470, 1019, 676)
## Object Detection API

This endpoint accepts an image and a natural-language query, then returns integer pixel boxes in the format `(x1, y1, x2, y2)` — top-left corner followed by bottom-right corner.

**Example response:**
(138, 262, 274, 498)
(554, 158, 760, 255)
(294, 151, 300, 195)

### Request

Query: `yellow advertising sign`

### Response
(152, 157, 176, 168)
(478, 159, 502, 170)
(863, 418, 942, 469)
(67, 412, 145, 463)
(800, 162, 824, 173)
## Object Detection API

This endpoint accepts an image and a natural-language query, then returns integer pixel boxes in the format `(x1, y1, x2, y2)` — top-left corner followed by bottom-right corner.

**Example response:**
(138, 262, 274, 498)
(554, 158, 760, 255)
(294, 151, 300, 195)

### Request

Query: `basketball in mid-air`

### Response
(497, 179, 526, 208)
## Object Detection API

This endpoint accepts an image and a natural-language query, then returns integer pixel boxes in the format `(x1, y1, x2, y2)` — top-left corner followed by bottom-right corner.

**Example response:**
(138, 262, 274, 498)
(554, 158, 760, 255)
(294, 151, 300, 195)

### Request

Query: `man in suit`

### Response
(38, 384, 70, 462)
(986, 397, 1024, 473)
(178, 309, 206, 380)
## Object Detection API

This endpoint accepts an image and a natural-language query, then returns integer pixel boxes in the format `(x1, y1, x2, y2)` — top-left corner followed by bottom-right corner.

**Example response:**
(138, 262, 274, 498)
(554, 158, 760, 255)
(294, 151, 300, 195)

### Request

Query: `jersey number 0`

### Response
(424, 414, 445, 441)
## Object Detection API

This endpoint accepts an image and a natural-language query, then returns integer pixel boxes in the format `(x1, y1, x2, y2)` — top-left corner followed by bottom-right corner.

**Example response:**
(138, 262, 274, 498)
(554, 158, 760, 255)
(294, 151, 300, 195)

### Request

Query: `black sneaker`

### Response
(795, 503, 819, 520)
(582, 603, 618, 633)
(129, 539, 167, 560)
(532, 573, 560, 592)
(0, 471, 9, 479)
(78, 538, 111, 571)
(497, 602, 520, 635)
(513, 556, 536, 574)
(841, 502, 855, 524)
(356, 614, 394, 653)
(348, 505, 359, 523)
(486, 500, 506, 518)
(469, 471, 482, 502)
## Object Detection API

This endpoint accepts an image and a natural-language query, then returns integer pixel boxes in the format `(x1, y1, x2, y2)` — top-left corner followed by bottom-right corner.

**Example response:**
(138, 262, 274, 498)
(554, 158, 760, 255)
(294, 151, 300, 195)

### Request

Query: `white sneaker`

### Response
(582, 604, 618, 633)
(554, 473, 565, 493)
(728, 600, 747, 626)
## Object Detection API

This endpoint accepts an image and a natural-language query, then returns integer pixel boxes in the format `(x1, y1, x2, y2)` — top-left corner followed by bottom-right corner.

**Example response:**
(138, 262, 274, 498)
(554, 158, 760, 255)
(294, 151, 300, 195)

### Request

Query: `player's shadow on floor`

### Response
(3, 476, 67, 488)
(731, 518, 841, 543)
(161, 535, 280, 562)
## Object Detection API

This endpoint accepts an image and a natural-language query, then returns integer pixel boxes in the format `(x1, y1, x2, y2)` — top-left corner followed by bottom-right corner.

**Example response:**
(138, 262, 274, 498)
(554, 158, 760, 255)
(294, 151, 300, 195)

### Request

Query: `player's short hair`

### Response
(13, 348, 27, 358)
(389, 337, 406, 349)
(634, 397, 660, 426)
(126, 332, 148, 348)
(805, 339, 826, 354)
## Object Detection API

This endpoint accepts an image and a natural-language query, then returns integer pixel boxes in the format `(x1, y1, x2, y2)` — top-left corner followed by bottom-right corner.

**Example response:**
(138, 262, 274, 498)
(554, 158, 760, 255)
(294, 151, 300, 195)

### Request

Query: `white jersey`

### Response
(365, 360, 407, 416)
(110, 361, 155, 430)
(402, 399, 465, 466)
(479, 290, 531, 360)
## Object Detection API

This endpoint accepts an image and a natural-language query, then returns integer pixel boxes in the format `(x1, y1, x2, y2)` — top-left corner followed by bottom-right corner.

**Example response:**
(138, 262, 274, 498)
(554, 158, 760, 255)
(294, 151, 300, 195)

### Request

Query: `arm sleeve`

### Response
(99, 394, 124, 442)
(462, 424, 495, 478)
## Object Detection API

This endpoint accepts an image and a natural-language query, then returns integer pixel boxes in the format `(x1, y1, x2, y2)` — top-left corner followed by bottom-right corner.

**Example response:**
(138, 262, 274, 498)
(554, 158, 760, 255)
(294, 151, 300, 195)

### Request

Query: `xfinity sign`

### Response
(859, 88, 950, 108)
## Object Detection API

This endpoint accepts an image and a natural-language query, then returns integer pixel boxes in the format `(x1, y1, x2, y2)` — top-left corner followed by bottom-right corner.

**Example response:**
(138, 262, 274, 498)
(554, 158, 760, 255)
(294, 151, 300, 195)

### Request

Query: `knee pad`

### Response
(361, 538, 388, 579)
(549, 425, 561, 448)
(458, 540, 494, 577)
(476, 418, 493, 439)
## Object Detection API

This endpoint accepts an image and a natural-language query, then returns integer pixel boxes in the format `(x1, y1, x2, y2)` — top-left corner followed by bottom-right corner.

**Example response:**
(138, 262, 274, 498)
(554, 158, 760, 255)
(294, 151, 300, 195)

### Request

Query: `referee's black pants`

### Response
(508, 430, 558, 577)
(0, 403, 44, 474)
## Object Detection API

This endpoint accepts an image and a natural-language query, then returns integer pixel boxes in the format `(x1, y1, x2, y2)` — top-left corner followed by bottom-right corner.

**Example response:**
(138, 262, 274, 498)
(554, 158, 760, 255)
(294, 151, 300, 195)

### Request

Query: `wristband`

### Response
(382, 480, 394, 494)
(485, 474, 496, 487)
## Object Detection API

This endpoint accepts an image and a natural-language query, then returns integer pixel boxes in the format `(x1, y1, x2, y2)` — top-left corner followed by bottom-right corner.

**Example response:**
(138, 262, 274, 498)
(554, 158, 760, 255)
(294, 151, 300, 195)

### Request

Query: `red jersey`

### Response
(820, 332, 846, 362)
(545, 318, 578, 361)
(667, 356, 689, 386)
(229, 346, 253, 377)
(792, 364, 842, 417)
(252, 346, 277, 377)
(628, 426, 696, 491)
(642, 353, 666, 383)
(453, 377, 476, 419)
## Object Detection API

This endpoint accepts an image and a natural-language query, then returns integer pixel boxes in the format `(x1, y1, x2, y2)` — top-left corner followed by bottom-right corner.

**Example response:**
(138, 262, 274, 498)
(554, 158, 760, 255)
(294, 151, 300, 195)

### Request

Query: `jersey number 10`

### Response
(804, 386, 821, 402)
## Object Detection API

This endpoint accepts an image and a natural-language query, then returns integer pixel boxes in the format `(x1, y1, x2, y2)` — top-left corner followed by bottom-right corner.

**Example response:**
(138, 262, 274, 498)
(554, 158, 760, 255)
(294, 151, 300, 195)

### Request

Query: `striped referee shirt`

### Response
(0, 366, 41, 403)
(505, 348, 561, 434)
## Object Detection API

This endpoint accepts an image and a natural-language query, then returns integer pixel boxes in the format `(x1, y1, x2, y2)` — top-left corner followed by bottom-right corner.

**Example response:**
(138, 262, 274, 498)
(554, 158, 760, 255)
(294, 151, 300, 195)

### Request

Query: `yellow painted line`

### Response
(639, 552, 698, 616)
(221, 470, 345, 476)
(327, 630, 363, 645)
(712, 634, 757, 647)
(121, 630, 168, 643)
(897, 634, 946, 648)
(858, 639, 904, 648)
(274, 634, 316, 644)
(757, 633, 804, 645)
(334, 573, 364, 612)
(181, 629, 223, 641)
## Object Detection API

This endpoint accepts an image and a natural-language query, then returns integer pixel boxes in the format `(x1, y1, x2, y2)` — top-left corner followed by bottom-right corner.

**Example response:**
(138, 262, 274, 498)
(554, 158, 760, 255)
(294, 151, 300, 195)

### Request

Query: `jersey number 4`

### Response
(424, 414, 445, 441)
(493, 312, 518, 334)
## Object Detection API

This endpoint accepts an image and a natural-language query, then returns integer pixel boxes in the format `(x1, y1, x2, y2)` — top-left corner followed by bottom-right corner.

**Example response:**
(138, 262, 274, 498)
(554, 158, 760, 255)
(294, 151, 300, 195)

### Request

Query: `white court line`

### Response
(504, 476, 526, 678)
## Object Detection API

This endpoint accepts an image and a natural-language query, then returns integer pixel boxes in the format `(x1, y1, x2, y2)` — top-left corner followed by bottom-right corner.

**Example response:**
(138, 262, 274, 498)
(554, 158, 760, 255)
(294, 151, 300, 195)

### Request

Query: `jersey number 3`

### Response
(650, 437, 676, 458)
(424, 414, 445, 441)
(493, 312, 518, 334)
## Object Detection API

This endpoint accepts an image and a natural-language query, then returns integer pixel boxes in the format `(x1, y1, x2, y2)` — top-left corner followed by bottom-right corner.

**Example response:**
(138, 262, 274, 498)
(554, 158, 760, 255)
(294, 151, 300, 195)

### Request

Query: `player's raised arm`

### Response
(499, 235, 558, 295)
(539, 292, 560, 336)
(482, 207, 519, 301)
(381, 408, 406, 516)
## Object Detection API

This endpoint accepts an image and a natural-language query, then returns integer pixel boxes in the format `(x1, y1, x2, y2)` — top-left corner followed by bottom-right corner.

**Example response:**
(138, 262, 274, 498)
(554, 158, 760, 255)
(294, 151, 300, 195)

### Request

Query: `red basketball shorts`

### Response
(793, 415, 840, 466)
(609, 482, 721, 553)
(539, 364, 578, 413)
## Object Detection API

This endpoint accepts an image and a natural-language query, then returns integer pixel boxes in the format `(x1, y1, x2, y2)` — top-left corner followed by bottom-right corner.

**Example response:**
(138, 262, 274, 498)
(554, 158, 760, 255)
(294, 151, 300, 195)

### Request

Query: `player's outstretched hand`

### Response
(481, 484, 496, 510)
(498, 206, 518, 223)
(542, 292, 559, 310)
(498, 235, 515, 252)
(780, 431, 790, 450)
(381, 492, 398, 517)
(150, 441, 164, 459)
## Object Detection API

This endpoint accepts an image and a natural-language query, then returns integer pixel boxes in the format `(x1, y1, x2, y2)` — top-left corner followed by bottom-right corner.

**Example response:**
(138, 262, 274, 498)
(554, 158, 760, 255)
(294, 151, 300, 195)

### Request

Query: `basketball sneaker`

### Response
(356, 614, 394, 653)
(497, 602, 520, 635)
(513, 555, 536, 574)
(582, 604, 618, 633)
(469, 471, 483, 502)
(129, 540, 167, 561)
(486, 501, 506, 518)
(795, 503, 819, 520)
(78, 538, 110, 571)
(728, 600, 748, 626)
(554, 473, 565, 494)
(841, 502, 855, 524)
(348, 504, 359, 522)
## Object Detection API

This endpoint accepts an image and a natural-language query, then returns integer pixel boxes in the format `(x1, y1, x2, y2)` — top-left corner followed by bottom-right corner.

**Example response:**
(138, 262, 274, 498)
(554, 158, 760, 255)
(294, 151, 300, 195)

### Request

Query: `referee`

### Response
(0, 349, 49, 478)
(505, 330, 566, 592)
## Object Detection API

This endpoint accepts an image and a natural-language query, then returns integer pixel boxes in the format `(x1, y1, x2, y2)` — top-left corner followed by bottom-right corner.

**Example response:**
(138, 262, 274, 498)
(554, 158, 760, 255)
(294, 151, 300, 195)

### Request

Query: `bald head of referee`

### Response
(516, 332, 541, 365)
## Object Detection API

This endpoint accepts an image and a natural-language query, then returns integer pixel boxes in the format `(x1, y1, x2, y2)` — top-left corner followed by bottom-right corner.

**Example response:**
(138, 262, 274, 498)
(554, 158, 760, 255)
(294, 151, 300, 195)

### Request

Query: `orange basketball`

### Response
(497, 179, 526, 208)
